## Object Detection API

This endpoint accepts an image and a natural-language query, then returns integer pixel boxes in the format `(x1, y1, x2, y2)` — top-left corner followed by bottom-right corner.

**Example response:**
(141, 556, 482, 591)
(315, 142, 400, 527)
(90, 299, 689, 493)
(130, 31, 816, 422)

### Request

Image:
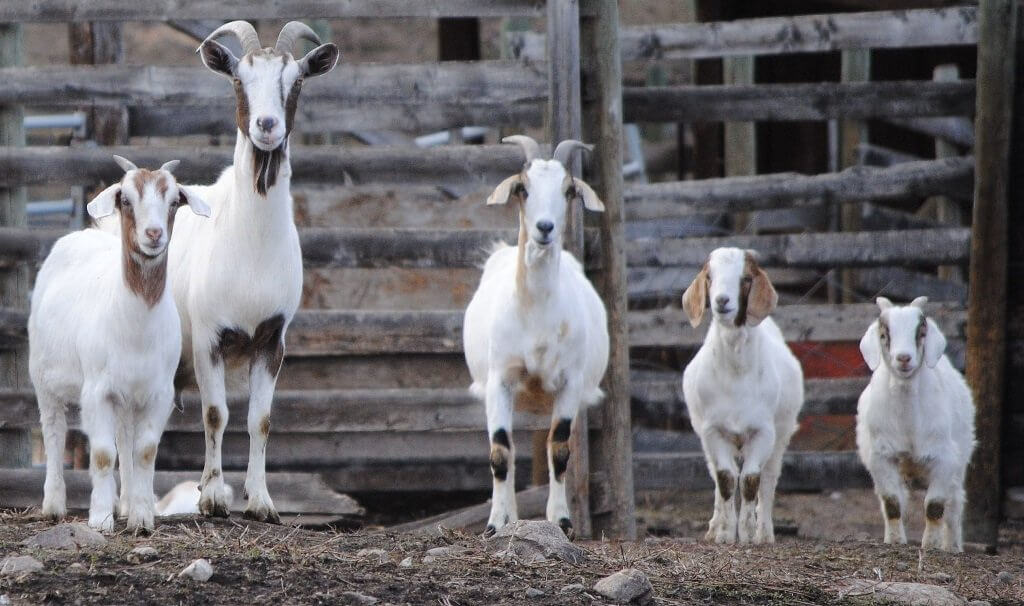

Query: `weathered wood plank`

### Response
(0, 144, 524, 188)
(623, 157, 974, 214)
(0, 469, 363, 515)
(0, 62, 546, 134)
(627, 266, 819, 302)
(622, 80, 974, 124)
(629, 228, 971, 269)
(634, 451, 872, 492)
(0, 1, 546, 21)
(509, 8, 980, 62)
(392, 486, 548, 535)
(884, 116, 975, 147)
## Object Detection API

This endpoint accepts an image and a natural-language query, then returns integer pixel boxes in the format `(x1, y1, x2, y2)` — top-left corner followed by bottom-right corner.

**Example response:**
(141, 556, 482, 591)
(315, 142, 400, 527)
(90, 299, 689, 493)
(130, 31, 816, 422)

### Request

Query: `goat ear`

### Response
(922, 317, 947, 368)
(299, 43, 340, 78)
(744, 261, 777, 327)
(859, 321, 882, 371)
(910, 296, 928, 309)
(876, 297, 894, 312)
(198, 39, 239, 77)
(572, 178, 605, 212)
(486, 174, 522, 206)
(178, 185, 212, 218)
(86, 183, 121, 219)
(682, 264, 709, 328)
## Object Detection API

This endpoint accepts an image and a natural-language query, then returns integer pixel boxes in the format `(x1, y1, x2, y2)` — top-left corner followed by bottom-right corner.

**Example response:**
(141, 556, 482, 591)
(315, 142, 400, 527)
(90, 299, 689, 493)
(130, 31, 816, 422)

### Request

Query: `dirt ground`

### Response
(2, 489, 1022, 605)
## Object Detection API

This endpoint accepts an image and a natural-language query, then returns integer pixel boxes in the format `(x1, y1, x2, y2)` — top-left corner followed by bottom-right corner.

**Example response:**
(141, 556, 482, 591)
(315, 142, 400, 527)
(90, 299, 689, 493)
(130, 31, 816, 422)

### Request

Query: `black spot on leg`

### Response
(490, 445, 509, 481)
(205, 407, 222, 432)
(483, 525, 496, 538)
(492, 429, 511, 449)
(552, 418, 571, 442)
(926, 500, 945, 522)
(716, 470, 735, 501)
(549, 418, 572, 482)
(558, 517, 574, 539)
(742, 474, 760, 502)
(883, 495, 901, 520)
(252, 314, 286, 375)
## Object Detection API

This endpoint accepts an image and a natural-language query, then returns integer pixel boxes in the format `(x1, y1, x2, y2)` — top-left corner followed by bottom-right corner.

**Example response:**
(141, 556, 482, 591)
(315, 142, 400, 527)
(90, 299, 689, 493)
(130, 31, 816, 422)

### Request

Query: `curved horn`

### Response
(202, 20, 261, 55)
(501, 135, 541, 164)
(112, 155, 137, 173)
(276, 21, 322, 54)
(159, 160, 181, 174)
(553, 139, 593, 167)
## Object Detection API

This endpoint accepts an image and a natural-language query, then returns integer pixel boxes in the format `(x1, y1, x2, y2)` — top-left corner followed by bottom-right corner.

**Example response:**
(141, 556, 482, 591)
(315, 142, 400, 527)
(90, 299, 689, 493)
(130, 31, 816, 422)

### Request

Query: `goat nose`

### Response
(256, 116, 277, 133)
(896, 353, 911, 364)
(715, 295, 729, 307)
(536, 220, 554, 235)
(145, 227, 163, 242)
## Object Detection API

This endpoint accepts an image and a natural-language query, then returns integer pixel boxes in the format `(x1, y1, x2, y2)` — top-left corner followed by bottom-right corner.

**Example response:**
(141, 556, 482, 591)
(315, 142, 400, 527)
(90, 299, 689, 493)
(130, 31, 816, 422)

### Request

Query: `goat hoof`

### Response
(557, 518, 575, 540)
(482, 525, 497, 538)
(200, 501, 231, 518)
(243, 507, 281, 525)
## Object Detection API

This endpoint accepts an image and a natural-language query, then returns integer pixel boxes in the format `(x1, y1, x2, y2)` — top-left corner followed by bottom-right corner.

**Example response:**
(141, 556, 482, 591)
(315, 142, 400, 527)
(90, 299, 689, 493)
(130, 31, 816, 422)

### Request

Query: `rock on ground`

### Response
(126, 546, 158, 564)
(0, 556, 43, 576)
(178, 558, 214, 582)
(839, 580, 966, 606)
(340, 591, 379, 605)
(485, 520, 585, 565)
(594, 568, 654, 605)
(24, 524, 106, 550)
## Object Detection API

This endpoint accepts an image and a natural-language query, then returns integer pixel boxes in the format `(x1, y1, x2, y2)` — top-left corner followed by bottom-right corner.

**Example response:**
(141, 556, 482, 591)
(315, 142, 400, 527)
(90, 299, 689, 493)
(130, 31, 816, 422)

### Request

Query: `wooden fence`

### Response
(0, 2, 1015, 545)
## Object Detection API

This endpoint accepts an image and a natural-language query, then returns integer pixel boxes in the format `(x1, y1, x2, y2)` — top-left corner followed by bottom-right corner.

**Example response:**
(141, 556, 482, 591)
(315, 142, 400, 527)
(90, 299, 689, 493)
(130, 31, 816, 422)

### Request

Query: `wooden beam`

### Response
(883, 116, 975, 147)
(0, 1, 547, 21)
(933, 65, 966, 283)
(964, 0, 1016, 547)
(622, 80, 974, 124)
(839, 49, 870, 304)
(0, 469, 363, 516)
(584, 0, 635, 541)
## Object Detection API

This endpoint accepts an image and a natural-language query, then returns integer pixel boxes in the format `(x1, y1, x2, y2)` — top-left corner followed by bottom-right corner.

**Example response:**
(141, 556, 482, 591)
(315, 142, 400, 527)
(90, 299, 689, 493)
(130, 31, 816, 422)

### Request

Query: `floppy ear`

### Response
(86, 183, 121, 219)
(198, 39, 239, 77)
(299, 43, 340, 78)
(572, 178, 605, 212)
(859, 321, 882, 371)
(744, 264, 778, 326)
(922, 317, 946, 368)
(682, 264, 709, 328)
(486, 174, 522, 206)
(178, 185, 212, 218)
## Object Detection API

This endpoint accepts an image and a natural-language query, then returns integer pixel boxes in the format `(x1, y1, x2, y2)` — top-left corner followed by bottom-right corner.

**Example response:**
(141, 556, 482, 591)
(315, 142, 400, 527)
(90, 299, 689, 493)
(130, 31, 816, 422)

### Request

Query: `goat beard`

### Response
(252, 139, 286, 197)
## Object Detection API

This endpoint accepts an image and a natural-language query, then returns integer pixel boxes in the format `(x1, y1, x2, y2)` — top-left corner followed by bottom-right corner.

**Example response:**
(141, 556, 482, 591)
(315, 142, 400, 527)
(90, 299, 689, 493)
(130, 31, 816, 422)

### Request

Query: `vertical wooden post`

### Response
(839, 50, 869, 303)
(723, 56, 755, 231)
(933, 64, 964, 283)
(965, 0, 1017, 547)
(545, 0, 591, 538)
(583, 0, 637, 540)
(690, 0, 725, 180)
(0, 23, 30, 467)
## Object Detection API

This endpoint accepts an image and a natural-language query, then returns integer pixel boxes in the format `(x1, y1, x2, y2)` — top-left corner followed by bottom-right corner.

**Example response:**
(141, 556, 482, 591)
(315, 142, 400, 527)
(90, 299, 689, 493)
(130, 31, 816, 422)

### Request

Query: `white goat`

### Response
(463, 135, 608, 538)
(681, 248, 803, 544)
(166, 21, 339, 522)
(155, 481, 234, 517)
(856, 296, 975, 552)
(29, 156, 210, 532)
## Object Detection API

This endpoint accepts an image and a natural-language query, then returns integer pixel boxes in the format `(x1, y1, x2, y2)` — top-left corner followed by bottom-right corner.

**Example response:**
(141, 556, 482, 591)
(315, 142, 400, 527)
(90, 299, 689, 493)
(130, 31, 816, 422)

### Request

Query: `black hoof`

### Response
(243, 508, 282, 525)
(558, 517, 575, 540)
(201, 503, 231, 518)
(483, 524, 496, 538)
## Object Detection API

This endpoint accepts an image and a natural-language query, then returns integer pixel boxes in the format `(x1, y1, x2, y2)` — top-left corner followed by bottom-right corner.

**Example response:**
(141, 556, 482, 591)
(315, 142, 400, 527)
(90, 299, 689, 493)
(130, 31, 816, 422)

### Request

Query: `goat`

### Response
(463, 135, 608, 539)
(856, 296, 975, 552)
(166, 21, 339, 522)
(680, 248, 804, 544)
(29, 156, 210, 532)
(155, 481, 234, 517)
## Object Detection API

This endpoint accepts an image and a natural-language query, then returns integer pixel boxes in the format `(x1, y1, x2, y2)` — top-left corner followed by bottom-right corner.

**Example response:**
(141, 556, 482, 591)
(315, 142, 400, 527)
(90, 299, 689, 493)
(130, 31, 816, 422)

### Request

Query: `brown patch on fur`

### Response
(716, 469, 734, 501)
(515, 208, 531, 307)
(233, 78, 250, 135)
(284, 78, 302, 134)
(883, 495, 901, 520)
(515, 375, 557, 415)
(742, 474, 760, 502)
(205, 406, 222, 432)
(682, 263, 709, 327)
(259, 415, 271, 438)
(117, 190, 168, 308)
(489, 444, 510, 481)
(210, 314, 286, 374)
(897, 456, 929, 489)
(140, 444, 157, 466)
(549, 418, 573, 481)
(735, 252, 777, 327)
(92, 450, 113, 472)
(926, 500, 945, 521)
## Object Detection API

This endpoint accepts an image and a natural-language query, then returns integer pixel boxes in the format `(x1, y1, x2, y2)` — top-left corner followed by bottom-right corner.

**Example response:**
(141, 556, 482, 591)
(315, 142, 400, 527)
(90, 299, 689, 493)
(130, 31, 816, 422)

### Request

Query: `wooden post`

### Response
(582, 0, 637, 540)
(724, 56, 755, 232)
(0, 23, 30, 467)
(933, 64, 964, 282)
(839, 50, 869, 303)
(964, 0, 1017, 547)
(545, 0, 591, 538)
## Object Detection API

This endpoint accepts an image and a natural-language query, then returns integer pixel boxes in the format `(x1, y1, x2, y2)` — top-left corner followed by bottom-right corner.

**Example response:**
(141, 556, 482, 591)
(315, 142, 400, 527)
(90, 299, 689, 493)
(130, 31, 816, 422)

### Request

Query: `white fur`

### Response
(29, 162, 207, 532)
(856, 296, 975, 552)
(155, 481, 234, 516)
(463, 143, 608, 537)
(681, 247, 803, 544)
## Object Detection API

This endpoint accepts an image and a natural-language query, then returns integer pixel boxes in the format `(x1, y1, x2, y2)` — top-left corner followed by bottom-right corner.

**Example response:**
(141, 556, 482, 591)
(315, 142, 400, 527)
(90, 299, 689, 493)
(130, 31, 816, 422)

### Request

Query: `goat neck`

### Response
(222, 132, 295, 234)
(514, 209, 560, 307)
(706, 317, 762, 374)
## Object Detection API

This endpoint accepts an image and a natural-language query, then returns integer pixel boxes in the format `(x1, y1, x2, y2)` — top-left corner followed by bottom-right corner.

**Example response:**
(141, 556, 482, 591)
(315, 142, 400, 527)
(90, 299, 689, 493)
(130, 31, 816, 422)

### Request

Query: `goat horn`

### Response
(112, 155, 138, 173)
(276, 21, 322, 54)
(501, 135, 541, 164)
(202, 20, 261, 55)
(159, 160, 180, 174)
(553, 139, 593, 167)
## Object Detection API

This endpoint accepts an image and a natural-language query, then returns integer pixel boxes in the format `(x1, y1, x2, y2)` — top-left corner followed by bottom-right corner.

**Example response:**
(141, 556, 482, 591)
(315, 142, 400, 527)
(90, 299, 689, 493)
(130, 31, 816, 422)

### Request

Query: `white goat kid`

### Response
(856, 296, 975, 552)
(29, 156, 210, 532)
(170, 21, 338, 522)
(464, 135, 609, 538)
(681, 248, 804, 544)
